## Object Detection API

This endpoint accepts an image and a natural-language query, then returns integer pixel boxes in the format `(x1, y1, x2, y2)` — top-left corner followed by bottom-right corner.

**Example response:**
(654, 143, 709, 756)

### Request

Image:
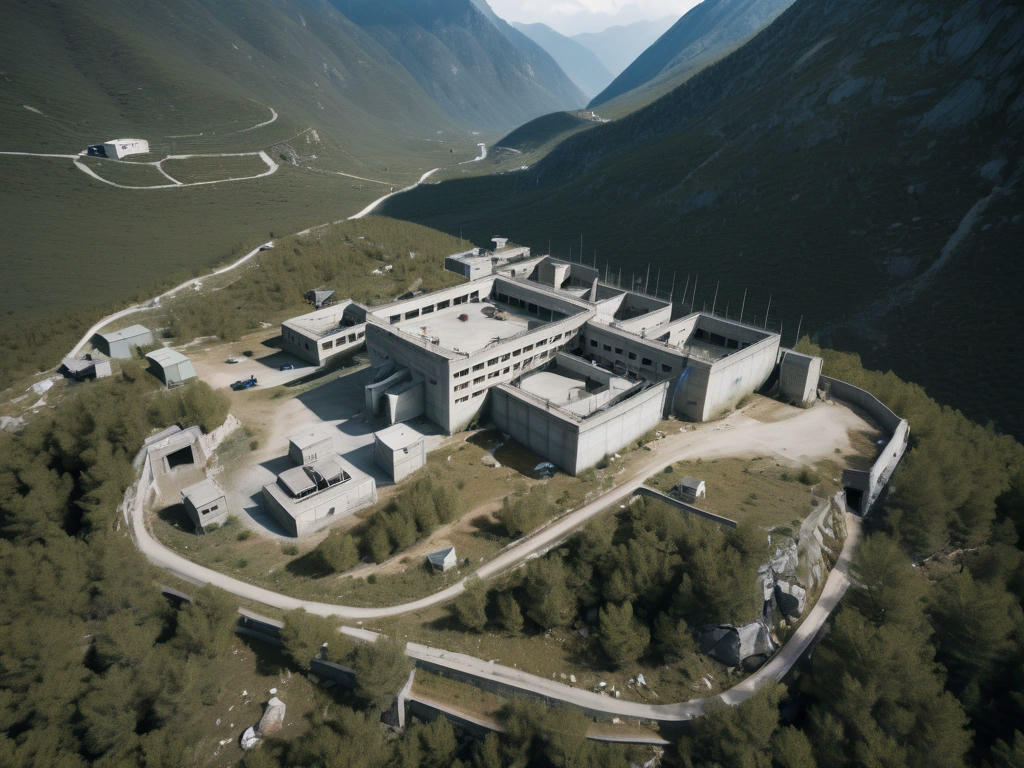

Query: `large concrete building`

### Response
(345, 250, 783, 474)
(281, 300, 368, 366)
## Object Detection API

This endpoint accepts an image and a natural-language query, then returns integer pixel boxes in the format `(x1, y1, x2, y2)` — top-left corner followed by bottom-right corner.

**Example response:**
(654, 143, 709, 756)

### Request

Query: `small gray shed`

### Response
(182, 478, 228, 531)
(676, 476, 706, 502)
(95, 324, 154, 359)
(427, 546, 457, 572)
(288, 431, 334, 466)
(373, 423, 426, 483)
(146, 348, 197, 389)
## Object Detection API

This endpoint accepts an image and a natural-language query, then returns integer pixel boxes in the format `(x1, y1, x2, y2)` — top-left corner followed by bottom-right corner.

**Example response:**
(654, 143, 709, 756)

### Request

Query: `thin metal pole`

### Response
(764, 294, 772, 328)
(794, 314, 803, 347)
(711, 281, 719, 316)
(669, 272, 676, 302)
(739, 288, 747, 324)
(691, 275, 698, 312)
(681, 275, 690, 309)
(655, 267, 661, 297)
(644, 264, 651, 294)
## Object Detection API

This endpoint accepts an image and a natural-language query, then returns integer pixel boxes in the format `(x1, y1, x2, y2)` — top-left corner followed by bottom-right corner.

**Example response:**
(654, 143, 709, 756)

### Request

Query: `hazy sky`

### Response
(488, 0, 698, 35)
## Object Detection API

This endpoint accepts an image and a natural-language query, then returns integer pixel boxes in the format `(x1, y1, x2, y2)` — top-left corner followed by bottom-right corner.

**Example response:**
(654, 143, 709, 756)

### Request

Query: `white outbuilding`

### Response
(103, 138, 149, 159)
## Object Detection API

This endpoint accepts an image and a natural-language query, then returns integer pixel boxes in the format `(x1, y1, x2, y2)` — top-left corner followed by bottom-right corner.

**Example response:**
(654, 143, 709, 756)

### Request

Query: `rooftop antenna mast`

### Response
(669, 272, 676, 302)
(764, 294, 772, 329)
(654, 267, 661, 297)
(644, 264, 651, 294)
(711, 281, 720, 316)
(681, 275, 690, 308)
(691, 275, 699, 313)
(794, 314, 803, 347)
(739, 288, 747, 324)
(617, 267, 622, 287)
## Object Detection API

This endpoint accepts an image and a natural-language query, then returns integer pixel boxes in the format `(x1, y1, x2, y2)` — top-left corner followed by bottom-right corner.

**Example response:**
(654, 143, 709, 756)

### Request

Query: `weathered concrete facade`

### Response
(262, 455, 377, 537)
(281, 301, 367, 366)
(779, 349, 823, 407)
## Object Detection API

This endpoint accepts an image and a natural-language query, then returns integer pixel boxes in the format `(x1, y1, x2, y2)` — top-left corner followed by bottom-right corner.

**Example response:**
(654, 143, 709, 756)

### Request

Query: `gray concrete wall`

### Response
(821, 376, 909, 515)
(699, 334, 780, 420)
(634, 487, 737, 528)
(490, 381, 667, 475)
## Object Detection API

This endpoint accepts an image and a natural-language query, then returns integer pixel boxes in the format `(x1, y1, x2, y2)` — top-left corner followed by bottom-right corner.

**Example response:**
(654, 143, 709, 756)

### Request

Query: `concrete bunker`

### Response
(262, 455, 377, 537)
(145, 425, 207, 477)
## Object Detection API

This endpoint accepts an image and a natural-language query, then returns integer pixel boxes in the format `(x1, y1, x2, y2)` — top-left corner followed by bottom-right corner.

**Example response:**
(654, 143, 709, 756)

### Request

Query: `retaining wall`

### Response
(820, 376, 909, 515)
(634, 487, 737, 528)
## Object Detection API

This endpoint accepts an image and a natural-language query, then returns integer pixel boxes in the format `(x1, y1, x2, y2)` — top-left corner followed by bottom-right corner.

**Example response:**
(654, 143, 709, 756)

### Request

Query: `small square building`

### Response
(182, 478, 228, 531)
(288, 431, 334, 466)
(262, 455, 377, 537)
(146, 348, 197, 389)
(373, 423, 426, 483)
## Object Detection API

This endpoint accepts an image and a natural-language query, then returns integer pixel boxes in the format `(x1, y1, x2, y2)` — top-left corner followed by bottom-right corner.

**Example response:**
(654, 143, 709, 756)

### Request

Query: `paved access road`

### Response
(127, 400, 867, 620)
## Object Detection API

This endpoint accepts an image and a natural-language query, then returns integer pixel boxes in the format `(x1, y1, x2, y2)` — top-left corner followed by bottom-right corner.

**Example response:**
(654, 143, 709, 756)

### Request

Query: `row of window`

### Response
(588, 337, 673, 374)
(388, 291, 480, 324)
(321, 329, 364, 351)
(452, 348, 558, 404)
(454, 332, 567, 380)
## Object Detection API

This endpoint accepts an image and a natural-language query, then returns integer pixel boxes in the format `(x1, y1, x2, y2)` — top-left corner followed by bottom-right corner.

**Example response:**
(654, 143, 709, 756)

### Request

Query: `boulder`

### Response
(775, 581, 807, 619)
(240, 726, 259, 750)
(257, 697, 286, 736)
(699, 621, 776, 667)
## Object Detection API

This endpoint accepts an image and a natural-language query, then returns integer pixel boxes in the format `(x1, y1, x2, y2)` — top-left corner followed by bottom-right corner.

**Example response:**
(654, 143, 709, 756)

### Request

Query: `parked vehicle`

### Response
(225, 357, 239, 364)
(231, 375, 257, 391)
(279, 363, 294, 371)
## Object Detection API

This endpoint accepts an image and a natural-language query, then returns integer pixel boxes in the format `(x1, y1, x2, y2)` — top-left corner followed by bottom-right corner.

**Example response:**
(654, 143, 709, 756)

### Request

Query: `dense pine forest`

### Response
(1, 337, 1021, 766)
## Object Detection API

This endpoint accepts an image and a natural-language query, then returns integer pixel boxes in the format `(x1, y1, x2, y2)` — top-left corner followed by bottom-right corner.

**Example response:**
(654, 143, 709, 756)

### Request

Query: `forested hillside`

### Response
(383, 0, 1024, 440)
(2, 333, 1021, 766)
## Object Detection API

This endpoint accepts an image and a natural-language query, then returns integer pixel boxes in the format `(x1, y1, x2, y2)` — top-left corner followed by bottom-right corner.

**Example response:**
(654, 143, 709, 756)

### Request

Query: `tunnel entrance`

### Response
(166, 445, 195, 470)
(844, 487, 864, 514)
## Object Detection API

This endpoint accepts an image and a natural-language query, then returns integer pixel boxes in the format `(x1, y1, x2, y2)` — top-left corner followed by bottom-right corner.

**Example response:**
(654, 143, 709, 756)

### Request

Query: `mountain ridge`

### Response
(381, 0, 1024, 439)
(589, 0, 796, 110)
(512, 22, 615, 98)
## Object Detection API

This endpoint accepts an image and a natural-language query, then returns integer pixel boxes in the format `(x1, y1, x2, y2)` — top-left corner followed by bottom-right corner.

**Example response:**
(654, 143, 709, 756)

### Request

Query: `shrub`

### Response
(281, 543, 299, 556)
(236, 530, 252, 541)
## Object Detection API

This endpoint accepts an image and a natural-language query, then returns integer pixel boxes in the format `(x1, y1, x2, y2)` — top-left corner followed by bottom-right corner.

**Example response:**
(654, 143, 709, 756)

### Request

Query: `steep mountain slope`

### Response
(336, 0, 585, 132)
(512, 22, 615, 98)
(383, 0, 1024, 439)
(572, 18, 677, 77)
(0, 0, 459, 158)
(589, 0, 795, 111)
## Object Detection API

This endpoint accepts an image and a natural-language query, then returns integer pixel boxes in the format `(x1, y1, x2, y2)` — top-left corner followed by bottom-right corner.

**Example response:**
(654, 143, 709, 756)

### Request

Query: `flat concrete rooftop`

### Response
(518, 371, 587, 406)
(394, 301, 539, 356)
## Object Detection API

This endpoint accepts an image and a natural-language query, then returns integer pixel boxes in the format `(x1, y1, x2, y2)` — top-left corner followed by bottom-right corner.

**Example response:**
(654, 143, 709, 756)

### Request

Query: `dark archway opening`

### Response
(166, 445, 195, 470)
